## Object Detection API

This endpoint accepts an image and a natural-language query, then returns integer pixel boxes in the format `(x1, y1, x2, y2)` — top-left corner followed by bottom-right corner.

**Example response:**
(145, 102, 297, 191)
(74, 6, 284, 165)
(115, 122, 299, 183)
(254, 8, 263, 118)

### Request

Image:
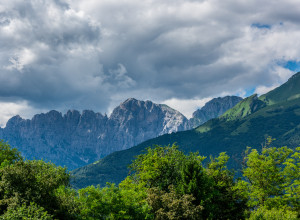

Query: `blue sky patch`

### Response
(245, 88, 256, 97)
(235, 88, 256, 98)
(284, 60, 300, 72)
(251, 23, 271, 29)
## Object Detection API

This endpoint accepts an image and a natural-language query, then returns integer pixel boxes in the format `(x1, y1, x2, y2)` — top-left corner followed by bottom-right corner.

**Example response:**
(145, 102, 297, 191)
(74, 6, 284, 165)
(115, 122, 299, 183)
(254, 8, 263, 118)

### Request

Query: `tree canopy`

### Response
(0, 140, 299, 219)
(0, 140, 22, 168)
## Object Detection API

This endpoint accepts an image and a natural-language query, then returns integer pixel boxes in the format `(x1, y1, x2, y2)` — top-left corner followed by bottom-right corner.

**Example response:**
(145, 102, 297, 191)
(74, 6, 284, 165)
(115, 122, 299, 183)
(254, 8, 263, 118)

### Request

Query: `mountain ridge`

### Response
(0, 99, 189, 169)
(0, 96, 242, 170)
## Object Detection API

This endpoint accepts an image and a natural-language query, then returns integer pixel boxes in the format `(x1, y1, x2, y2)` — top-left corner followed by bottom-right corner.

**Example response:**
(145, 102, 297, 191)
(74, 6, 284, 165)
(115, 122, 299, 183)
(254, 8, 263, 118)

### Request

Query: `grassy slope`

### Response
(221, 94, 265, 120)
(259, 71, 300, 104)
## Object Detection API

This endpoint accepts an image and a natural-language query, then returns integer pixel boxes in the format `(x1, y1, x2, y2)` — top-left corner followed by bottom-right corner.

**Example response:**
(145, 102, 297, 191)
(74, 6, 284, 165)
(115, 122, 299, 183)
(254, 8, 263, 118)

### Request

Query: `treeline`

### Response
(0, 139, 299, 219)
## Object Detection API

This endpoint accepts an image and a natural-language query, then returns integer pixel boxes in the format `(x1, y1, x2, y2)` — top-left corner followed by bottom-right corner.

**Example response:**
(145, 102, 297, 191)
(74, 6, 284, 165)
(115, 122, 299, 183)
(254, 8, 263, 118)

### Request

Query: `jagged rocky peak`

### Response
(110, 98, 189, 133)
(31, 110, 63, 124)
(4, 115, 27, 132)
(189, 96, 243, 128)
(80, 110, 98, 122)
(64, 110, 81, 124)
(112, 98, 156, 115)
(0, 96, 242, 169)
(1, 98, 190, 169)
(120, 98, 142, 108)
(111, 98, 154, 122)
(82, 110, 97, 117)
(102, 98, 189, 153)
(200, 96, 243, 118)
(159, 104, 189, 134)
(6, 115, 25, 126)
(65, 110, 81, 119)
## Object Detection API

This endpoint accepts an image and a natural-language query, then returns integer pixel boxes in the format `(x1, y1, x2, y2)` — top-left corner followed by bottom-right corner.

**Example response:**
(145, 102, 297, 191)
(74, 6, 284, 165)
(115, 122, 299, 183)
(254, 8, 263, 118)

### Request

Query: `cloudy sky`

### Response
(1, 0, 300, 126)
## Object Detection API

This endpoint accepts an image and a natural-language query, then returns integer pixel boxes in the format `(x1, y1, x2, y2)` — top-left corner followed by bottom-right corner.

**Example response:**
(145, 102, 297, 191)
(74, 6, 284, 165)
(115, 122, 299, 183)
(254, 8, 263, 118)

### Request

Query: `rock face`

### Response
(0, 97, 242, 169)
(0, 98, 189, 169)
(189, 96, 243, 128)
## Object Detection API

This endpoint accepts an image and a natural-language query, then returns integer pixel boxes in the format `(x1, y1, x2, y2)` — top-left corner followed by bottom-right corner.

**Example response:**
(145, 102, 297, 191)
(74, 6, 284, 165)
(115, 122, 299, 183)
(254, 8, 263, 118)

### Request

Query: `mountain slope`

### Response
(221, 94, 266, 120)
(189, 96, 243, 127)
(0, 96, 242, 170)
(72, 72, 300, 188)
(260, 71, 300, 105)
(0, 98, 189, 169)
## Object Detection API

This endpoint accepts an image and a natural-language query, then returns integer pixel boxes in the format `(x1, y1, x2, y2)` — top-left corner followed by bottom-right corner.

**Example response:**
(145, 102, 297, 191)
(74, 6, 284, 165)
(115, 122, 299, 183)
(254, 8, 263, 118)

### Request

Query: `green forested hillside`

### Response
(72, 72, 300, 189)
(1, 141, 299, 219)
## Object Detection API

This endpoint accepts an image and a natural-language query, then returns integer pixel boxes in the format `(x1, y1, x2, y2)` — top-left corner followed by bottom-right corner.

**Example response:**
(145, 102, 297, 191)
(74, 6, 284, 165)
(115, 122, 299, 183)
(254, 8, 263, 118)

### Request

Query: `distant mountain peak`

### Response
(189, 96, 243, 128)
(0, 96, 243, 170)
(117, 98, 152, 111)
(6, 115, 24, 127)
(122, 97, 139, 104)
(1, 98, 190, 169)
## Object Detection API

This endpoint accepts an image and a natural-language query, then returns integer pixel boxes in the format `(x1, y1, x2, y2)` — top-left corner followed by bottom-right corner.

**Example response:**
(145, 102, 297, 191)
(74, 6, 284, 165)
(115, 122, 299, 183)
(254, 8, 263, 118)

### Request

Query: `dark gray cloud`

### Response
(0, 0, 110, 111)
(1, 0, 300, 125)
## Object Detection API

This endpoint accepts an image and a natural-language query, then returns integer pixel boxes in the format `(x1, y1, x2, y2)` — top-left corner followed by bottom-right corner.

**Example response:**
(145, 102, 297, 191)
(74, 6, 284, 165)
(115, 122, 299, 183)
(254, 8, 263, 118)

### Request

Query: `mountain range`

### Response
(0, 96, 241, 169)
(72, 72, 300, 188)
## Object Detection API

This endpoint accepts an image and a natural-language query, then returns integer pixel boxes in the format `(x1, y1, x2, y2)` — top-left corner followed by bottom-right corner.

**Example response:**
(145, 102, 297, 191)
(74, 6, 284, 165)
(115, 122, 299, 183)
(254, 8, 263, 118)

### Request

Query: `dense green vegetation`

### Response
(1, 140, 299, 219)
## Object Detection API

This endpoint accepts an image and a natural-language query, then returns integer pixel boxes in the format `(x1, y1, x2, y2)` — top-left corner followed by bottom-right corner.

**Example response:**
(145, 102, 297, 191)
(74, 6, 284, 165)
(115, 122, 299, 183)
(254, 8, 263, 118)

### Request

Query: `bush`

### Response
(249, 206, 298, 220)
(0, 202, 53, 220)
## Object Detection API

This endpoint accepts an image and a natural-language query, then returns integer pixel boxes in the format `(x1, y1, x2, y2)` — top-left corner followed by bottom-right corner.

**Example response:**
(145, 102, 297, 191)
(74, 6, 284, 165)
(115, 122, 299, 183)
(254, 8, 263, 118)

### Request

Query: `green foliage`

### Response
(2, 134, 300, 219)
(0, 140, 22, 168)
(129, 144, 247, 219)
(177, 153, 208, 205)
(129, 144, 185, 191)
(73, 142, 299, 219)
(234, 138, 300, 219)
(0, 159, 74, 219)
(248, 205, 298, 220)
(54, 186, 82, 219)
(0, 202, 53, 220)
(239, 146, 300, 211)
(78, 183, 152, 219)
(147, 185, 203, 220)
(203, 153, 247, 220)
